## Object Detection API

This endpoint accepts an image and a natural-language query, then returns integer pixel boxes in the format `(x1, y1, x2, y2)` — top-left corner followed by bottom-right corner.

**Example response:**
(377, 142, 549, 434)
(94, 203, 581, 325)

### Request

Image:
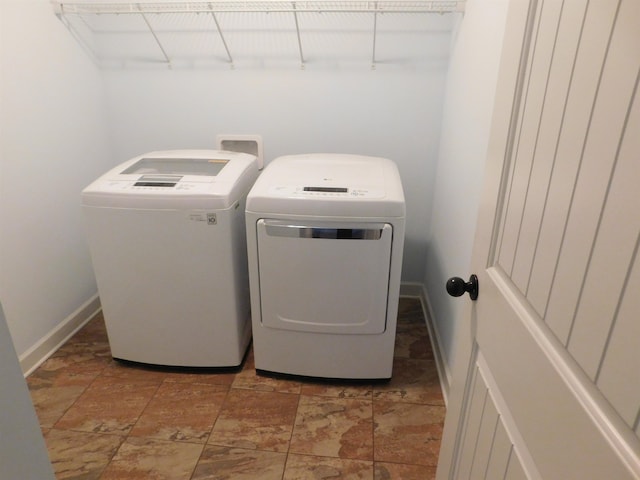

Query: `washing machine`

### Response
(245, 153, 405, 380)
(82, 150, 259, 367)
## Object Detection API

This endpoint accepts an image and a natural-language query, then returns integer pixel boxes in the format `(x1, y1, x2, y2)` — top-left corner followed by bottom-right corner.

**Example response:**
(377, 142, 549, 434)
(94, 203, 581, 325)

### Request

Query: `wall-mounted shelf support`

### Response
(371, 2, 378, 70)
(209, 7, 234, 67)
(52, 1, 466, 68)
(292, 2, 305, 69)
(56, 7, 101, 65)
(139, 8, 172, 67)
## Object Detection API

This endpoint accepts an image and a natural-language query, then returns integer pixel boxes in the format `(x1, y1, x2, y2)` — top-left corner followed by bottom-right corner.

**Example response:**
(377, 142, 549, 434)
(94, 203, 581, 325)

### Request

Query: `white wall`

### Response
(0, 0, 502, 376)
(0, 0, 112, 357)
(424, 0, 510, 379)
(100, 14, 455, 283)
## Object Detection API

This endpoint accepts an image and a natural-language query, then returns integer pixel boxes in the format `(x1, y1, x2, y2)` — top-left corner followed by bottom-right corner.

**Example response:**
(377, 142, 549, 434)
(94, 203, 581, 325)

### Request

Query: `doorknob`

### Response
(446, 275, 479, 301)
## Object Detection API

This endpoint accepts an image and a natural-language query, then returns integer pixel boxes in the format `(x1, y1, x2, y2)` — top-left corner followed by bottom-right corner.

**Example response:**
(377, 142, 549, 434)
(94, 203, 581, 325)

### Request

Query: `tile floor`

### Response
(27, 297, 445, 479)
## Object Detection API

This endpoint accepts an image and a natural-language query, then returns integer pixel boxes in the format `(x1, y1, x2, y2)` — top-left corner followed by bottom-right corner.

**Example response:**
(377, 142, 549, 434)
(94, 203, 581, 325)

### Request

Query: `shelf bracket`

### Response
(209, 7, 234, 68)
(292, 2, 305, 69)
(139, 6, 171, 68)
(56, 5, 101, 67)
(371, 3, 378, 70)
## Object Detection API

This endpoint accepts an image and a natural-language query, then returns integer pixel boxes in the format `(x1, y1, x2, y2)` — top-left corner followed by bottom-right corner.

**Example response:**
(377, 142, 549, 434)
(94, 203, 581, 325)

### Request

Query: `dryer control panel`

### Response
(267, 185, 385, 198)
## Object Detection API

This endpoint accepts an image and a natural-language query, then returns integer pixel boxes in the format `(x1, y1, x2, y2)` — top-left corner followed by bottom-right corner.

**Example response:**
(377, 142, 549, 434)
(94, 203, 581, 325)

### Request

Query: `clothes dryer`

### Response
(82, 150, 259, 367)
(245, 153, 405, 379)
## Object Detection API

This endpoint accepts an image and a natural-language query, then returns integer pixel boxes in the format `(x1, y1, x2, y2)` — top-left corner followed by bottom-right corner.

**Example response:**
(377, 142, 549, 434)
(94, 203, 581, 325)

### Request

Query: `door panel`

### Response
(438, 0, 640, 478)
(256, 219, 393, 334)
(478, 267, 634, 478)
(454, 361, 529, 480)
(565, 39, 639, 382)
(545, 0, 640, 370)
(509, 0, 587, 293)
(525, 0, 599, 320)
(496, 0, 563, 280)
(597, 248, 640, 428)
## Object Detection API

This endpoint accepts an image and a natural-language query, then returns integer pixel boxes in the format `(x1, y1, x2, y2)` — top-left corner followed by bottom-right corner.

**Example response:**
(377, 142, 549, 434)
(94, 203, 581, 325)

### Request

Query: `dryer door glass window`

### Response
(256, 219, 393, 335)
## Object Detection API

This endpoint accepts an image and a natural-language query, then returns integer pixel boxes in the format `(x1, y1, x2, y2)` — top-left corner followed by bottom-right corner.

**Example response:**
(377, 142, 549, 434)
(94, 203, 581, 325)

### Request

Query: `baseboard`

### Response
(22, 287, 449, 395)
(20, 294, 102, 377)
(400, 281, 451, 405)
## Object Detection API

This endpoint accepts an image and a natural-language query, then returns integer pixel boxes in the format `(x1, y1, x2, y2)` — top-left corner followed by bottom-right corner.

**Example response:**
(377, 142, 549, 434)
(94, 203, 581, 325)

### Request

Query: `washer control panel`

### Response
(98, 180, 212, 194)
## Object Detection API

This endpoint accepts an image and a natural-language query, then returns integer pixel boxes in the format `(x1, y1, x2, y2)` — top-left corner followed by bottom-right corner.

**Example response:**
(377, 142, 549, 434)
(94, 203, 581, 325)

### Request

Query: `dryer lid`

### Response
(246, 153, 405, 218)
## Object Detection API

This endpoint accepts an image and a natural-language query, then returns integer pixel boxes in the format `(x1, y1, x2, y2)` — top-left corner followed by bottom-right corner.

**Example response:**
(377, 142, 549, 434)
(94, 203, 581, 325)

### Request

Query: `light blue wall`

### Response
(100, 15, 455, 283)
(1, 0, 512, 384)
(0, 0, 456, 361)
(103, 70, 448, 282)
(0, 0, 112, 356)
(424, 0, 510, 381)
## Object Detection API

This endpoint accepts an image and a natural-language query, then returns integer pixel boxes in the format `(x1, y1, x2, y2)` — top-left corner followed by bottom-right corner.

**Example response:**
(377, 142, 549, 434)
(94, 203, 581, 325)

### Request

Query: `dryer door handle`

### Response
(263, 223, 385, 240)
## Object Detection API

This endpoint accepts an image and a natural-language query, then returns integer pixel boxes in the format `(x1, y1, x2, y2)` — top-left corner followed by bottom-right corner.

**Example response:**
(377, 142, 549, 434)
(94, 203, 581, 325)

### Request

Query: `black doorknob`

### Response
(446, 274, 479, 301)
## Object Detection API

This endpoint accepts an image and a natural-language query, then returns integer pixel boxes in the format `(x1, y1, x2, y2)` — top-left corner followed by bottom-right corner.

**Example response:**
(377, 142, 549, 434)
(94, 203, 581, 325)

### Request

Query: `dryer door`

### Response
(256, 219, 393, 334)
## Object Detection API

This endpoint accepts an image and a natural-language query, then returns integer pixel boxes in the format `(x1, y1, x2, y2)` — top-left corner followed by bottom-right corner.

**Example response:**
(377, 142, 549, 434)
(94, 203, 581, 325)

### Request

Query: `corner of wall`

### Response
(400, 282, 451, 404)
(19, 295, 101, 376)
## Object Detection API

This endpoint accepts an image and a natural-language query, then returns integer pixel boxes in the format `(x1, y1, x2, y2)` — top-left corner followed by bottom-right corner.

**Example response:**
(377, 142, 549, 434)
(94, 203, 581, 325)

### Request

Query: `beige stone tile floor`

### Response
(28, 297, 445, 479)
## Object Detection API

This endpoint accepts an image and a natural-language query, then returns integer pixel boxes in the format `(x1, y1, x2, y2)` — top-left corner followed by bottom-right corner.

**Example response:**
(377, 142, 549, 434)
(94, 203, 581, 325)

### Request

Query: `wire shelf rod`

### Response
(54, 1, 466, 16)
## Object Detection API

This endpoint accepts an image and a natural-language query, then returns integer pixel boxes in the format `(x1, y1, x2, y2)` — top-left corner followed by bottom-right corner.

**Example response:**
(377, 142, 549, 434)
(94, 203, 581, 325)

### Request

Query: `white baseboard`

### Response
(400, 281, 451, 405)
(20, 295, 102, 377)
(22, 286, 449, 399)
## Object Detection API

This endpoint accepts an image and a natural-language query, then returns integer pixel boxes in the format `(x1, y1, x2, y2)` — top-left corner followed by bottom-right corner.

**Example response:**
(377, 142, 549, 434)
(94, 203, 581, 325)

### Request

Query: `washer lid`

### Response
(121, 156, 229, 177)
(246, 153, 405, 218)
(82, 150, 259, 209)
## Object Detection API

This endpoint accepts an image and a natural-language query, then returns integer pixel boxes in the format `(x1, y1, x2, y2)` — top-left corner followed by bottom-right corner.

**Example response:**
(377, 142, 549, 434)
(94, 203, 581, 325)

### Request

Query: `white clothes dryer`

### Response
(82, 150, 259, 367)
(245, 153, 405, 380)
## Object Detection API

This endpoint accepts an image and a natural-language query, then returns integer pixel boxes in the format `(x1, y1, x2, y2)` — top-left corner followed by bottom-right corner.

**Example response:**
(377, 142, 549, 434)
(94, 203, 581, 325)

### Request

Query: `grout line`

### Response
(38, 297, 443, 478)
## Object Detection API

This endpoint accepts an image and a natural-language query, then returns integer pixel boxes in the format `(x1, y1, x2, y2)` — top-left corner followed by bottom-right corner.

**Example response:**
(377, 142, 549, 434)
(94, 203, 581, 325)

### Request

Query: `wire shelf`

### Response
(52, 0, 464, 69)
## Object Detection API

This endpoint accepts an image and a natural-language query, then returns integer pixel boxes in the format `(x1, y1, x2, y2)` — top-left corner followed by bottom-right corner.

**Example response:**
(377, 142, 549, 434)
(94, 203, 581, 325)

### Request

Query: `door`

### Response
(256, 219, 393, 334)
(437, 0, 640, 478)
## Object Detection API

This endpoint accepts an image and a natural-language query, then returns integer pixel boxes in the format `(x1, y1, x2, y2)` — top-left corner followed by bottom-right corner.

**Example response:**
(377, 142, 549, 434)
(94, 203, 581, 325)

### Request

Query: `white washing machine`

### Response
(82, 150, 259, 367)
(245, 153, 405, 380)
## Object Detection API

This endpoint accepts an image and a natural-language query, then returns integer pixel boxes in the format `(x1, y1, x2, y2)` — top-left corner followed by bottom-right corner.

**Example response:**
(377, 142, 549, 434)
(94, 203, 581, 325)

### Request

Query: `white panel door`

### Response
(437, 0, 640, 478)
